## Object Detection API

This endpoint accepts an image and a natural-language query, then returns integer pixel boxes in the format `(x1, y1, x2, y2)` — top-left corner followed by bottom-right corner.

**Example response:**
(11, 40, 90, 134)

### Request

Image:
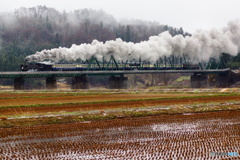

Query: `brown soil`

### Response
(0, 111, 239, 159)
(0, 93, 204, 106)
(0, 94, 188, 106)
(0, 91, 240, 159)
(0, 93, 239, 116)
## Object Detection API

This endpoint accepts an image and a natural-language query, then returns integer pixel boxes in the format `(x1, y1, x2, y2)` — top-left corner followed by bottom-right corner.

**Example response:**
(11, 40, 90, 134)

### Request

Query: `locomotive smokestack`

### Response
(26, 20, 240, 63)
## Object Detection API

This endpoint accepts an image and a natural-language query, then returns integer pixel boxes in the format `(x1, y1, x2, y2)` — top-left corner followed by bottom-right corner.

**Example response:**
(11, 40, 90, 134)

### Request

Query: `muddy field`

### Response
(0, 92, 209, 106)
(0, 94, 240, 118)
(0, 90, 240, 159)
(1, 91, 240, 117)
(0, 111, 240, 159)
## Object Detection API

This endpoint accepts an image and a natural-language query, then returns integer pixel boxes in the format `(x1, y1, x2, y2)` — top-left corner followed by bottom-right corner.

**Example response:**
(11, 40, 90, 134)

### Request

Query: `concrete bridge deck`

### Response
(0, 69, 232, 90)
(0, 69, 231, 78)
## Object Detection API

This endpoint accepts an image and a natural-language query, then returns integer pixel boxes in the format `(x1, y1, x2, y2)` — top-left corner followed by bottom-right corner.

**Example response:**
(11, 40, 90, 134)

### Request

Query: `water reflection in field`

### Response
(0, 111, 240, 159)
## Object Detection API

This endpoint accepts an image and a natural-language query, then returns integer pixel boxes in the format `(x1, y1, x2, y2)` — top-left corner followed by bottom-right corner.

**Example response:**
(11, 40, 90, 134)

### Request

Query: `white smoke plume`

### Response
(26, 20, 240, 63)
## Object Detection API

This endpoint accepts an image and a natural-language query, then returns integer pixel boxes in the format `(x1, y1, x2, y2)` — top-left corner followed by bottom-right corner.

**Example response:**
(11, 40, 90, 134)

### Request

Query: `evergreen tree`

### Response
(126, 25, 131, 42)
(0, 6, 189, 71)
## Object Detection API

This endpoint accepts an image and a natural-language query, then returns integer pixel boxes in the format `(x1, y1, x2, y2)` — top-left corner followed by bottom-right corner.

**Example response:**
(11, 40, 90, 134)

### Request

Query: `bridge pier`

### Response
(216, 72, 231, 88)
(191, 71, 231, 88)
(109, 75, 128, 89)
(14, 77, 24, 90)
(208, 74, 218, 87)
(190, 73, 208, 88)
(71, 75, 89, 89)
(46, 77, 57, 89)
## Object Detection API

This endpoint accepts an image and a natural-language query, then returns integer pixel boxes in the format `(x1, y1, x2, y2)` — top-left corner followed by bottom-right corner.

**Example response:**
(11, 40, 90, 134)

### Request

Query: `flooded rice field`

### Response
(0, 110, 240, 159)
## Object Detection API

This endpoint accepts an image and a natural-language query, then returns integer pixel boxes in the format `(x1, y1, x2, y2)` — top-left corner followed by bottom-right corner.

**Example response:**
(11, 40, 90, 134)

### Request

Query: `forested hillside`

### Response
(0, 5, 190, 71)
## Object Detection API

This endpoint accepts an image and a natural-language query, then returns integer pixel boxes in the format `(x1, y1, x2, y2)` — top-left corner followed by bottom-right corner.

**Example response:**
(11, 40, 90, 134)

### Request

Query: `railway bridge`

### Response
(0, 69, 232, 90)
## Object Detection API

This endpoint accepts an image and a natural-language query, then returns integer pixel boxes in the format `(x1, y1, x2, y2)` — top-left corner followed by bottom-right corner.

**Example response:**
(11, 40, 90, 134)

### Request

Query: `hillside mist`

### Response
(0, 5, 189, 71)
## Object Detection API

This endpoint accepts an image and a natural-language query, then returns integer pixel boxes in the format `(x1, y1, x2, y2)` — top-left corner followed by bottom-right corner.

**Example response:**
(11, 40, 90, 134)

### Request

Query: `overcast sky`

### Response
(1, 0, 240, 32)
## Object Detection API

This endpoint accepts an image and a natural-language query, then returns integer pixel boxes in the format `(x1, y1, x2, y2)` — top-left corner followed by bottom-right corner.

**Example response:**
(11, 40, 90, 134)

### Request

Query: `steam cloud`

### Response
(26, 20, 240, 63)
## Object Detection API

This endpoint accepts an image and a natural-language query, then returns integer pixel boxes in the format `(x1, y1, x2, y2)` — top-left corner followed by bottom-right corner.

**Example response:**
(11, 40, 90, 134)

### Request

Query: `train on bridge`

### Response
(21, 61, 199, 71)
(21, 54, 229, 72)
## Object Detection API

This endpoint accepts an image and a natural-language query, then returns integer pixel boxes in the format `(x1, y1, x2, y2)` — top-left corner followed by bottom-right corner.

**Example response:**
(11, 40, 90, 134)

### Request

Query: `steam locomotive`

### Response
(21, 61, 199, 71)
